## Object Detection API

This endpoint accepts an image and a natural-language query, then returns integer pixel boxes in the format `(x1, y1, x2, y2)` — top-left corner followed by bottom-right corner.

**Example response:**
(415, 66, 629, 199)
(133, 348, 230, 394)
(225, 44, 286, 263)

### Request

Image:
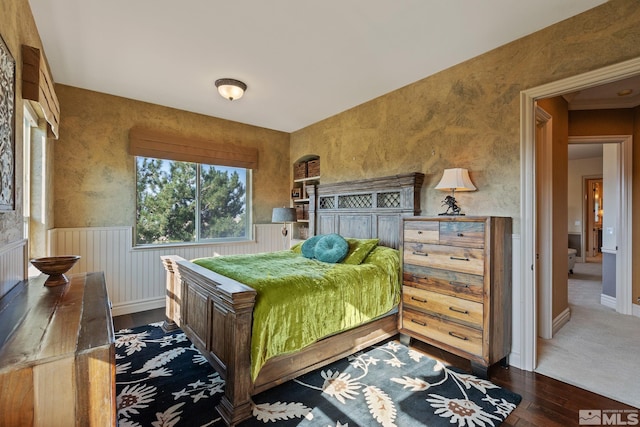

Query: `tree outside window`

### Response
(135, 157, 249, 245)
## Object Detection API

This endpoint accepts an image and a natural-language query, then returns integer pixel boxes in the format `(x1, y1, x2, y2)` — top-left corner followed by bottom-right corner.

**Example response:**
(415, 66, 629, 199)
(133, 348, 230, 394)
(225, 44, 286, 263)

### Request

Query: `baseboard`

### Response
(600, 294, 616, 309)
(552, 307, 571, 336)
(111, 296, 165, 317)
(507, 350, 521, 369)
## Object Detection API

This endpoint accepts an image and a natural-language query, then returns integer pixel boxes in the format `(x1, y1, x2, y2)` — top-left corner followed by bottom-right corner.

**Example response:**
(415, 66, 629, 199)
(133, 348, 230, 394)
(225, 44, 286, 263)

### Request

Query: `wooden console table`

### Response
(0, 272, 116, 426)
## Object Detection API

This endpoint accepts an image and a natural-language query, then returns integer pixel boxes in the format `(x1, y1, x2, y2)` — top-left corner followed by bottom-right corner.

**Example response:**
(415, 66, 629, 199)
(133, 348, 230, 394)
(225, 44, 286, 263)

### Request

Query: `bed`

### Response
(161, 172, 424, 425)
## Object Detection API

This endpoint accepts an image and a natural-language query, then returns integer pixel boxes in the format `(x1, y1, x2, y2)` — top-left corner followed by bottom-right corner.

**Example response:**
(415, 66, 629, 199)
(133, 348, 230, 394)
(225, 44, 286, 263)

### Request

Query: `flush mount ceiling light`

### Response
(215, 78, 247, 101)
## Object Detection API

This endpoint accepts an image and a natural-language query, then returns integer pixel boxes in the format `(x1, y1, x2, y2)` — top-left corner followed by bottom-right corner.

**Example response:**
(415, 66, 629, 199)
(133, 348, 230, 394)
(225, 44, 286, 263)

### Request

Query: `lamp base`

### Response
(440, 195, 463, 216)
(281, 224, 289, 250)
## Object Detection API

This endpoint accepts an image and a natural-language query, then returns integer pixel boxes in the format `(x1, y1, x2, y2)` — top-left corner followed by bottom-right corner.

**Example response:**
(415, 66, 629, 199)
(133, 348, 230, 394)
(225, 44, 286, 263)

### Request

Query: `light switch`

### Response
(607, 227, 614, 235)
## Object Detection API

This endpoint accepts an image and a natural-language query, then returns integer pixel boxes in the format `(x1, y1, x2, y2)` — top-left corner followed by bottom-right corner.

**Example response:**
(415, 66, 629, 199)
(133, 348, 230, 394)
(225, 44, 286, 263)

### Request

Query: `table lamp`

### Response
(272, 207, 297, 249)
(435, 168, 477, 215)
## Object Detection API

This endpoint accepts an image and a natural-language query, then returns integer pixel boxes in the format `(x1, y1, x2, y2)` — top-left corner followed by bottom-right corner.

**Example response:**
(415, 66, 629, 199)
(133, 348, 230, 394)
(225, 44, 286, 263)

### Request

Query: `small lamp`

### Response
(215, 78, 247, 101)
(272, 207, 297, 249)
(435, 168, 477, 216)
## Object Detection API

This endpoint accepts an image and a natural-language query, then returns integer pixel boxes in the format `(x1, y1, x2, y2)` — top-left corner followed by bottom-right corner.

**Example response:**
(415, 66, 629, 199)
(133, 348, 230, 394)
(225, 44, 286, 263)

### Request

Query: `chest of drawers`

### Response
(399, 216, 512, 377)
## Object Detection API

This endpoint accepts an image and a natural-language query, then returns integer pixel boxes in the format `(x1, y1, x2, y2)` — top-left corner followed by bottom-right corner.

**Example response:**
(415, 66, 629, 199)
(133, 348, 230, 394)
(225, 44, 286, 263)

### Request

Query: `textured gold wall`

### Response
(291, 1, 640, 226)
(290, 0, 640, 314)
(54, 85, 290, 227)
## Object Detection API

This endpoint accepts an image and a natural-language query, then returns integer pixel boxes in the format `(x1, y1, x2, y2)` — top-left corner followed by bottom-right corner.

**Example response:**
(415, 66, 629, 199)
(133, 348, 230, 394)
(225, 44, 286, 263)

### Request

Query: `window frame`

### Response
(134, 156, 253, 247)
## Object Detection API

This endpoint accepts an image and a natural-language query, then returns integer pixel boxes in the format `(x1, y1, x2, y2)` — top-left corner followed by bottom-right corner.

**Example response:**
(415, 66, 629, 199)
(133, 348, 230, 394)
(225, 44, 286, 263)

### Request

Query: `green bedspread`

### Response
(192, 245, 400, 380)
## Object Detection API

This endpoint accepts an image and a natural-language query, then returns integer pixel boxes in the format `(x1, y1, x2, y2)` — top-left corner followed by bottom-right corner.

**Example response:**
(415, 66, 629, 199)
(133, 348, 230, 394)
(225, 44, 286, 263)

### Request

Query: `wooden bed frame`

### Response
(161, 172, 424, 425)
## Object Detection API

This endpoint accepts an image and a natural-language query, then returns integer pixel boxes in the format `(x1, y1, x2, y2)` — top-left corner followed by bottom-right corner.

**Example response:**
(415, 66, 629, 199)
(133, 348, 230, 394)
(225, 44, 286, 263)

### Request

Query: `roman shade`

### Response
(21, 45, 60, 139)
(128, 127, 258, 169)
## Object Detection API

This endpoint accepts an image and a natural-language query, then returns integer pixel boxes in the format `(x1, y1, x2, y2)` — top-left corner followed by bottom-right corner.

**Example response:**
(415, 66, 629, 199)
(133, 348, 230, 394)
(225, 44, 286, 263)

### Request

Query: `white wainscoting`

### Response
(49, 224, 287, 316)
(0, 239, 27, 299)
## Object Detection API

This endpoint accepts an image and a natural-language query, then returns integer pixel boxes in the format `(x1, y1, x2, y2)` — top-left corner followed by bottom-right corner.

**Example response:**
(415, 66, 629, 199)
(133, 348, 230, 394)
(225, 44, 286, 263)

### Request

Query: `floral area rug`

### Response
(115, 323, 521, 427)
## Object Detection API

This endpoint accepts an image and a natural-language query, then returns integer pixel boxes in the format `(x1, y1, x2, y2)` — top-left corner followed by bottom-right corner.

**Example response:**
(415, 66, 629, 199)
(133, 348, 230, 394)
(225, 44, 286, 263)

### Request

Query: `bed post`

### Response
(161, 255, 183, 332)
(169, 260, 257, 426)
(215, 294, 254, 425)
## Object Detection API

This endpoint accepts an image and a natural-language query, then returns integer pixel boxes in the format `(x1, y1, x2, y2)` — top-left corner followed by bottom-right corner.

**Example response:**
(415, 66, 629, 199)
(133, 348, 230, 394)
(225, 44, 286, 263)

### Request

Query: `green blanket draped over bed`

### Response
(193, 245, 400, 381)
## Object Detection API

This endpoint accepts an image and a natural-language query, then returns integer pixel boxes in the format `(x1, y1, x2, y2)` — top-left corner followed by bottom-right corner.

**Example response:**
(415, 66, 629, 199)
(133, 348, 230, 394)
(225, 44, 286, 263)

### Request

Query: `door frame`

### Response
(536, 107, 553, 340)
(570, 135, 632, 316)
(519, 56, 640, 372)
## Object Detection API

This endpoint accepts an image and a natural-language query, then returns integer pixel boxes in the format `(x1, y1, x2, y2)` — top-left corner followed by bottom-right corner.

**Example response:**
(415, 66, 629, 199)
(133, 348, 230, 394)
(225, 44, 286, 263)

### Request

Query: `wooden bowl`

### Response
(30, 256, 81, 287)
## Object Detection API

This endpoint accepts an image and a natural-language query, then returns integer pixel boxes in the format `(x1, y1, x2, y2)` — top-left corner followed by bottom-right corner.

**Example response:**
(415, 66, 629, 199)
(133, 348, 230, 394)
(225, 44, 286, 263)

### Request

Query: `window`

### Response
(135, 156, 251, 245)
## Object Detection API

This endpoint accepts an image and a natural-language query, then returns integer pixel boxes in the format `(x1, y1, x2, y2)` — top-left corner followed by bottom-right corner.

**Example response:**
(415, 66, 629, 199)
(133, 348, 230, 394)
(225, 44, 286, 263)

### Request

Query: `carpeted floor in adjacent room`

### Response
(536, 260, 640, 408)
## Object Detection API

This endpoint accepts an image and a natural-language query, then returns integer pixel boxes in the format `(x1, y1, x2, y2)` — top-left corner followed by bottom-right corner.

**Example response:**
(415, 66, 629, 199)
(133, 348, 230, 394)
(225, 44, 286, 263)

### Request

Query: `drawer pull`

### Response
(449, 281, 470, 288)
(457, 232, 464, 237)
(450, 256, 470, 261)
(448, 331, 469, 341)
(412, 251, 429, 257)
(411, 319, 427, 327)
(411, 296, 427, 303)
(449, 306, 469, 315)
(417, 231, 423, 234)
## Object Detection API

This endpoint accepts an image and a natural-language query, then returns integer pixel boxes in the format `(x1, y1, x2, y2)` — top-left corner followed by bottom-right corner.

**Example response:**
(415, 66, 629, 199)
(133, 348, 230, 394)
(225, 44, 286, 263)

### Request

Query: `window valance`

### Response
(128, 127, 258, 169)
(21, 45, 60, 139)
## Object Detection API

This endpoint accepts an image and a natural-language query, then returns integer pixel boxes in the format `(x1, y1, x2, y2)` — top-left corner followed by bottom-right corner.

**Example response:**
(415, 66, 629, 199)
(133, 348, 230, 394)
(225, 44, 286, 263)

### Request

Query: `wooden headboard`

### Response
(307, 172, 424, 249)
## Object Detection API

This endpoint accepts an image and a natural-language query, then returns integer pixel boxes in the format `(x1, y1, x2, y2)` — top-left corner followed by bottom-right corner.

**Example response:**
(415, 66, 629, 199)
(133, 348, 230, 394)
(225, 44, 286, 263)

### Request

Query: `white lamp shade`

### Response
(272, 207, 297, 223)
(435, 168, 477, 192)
(215, 78, 247, 101)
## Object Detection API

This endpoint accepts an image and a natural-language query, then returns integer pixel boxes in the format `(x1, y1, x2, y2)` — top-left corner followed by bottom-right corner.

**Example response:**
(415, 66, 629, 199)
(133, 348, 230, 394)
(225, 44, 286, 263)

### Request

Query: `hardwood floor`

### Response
(113, 309, 637, 426)
(410, 340, 637, 426)
(112, 307, 166, 331)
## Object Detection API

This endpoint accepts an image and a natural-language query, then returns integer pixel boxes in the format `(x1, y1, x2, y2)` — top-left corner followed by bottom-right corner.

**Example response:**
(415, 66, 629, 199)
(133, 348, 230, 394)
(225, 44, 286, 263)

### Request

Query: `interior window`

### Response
(135, 156, 250, 245)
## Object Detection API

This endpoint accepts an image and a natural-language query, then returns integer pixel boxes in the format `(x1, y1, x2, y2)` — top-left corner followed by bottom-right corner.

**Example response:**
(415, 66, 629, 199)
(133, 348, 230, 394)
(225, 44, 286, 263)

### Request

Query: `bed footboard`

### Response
(161, 255, 257, 426)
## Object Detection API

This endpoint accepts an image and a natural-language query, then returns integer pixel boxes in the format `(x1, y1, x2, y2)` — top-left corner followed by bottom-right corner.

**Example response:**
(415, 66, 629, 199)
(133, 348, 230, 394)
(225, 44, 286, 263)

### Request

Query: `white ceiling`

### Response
(29, 0, 608, 133)
(568, 143, 603, 161)
(565, 75, 640, 111)
(565, 75, 640, 161)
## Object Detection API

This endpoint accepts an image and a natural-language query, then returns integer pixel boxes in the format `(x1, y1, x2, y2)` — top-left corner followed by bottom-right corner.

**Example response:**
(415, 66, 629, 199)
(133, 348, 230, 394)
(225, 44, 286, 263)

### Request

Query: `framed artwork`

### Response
(291, 188, 301, 199)
(0, 33, 15, 211)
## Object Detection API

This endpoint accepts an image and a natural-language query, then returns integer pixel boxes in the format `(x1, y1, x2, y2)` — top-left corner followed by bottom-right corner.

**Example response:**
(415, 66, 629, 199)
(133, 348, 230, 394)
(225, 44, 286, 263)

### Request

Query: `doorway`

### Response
(533, 133, 637, 406)
(518, 57, 640, 372)
(584, 177, 603, 259)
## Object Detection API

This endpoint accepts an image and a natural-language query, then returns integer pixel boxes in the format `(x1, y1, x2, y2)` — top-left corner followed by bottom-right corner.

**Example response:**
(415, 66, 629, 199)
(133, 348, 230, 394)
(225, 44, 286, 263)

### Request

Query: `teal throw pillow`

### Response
(301, 234, 324, 259)
(314, 234, 349, 263)
(342, 238, 380, 265)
